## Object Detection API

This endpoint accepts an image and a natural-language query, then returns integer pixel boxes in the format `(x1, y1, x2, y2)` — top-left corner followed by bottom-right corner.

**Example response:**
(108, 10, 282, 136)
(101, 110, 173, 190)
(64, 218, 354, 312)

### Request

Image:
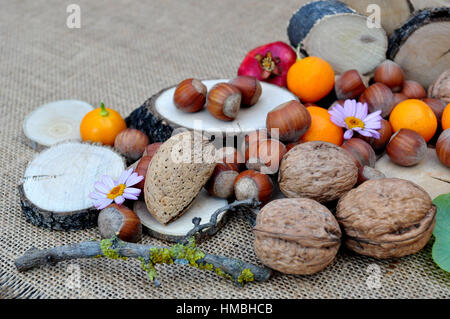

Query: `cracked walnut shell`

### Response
(336, 178, 436, 259)
(279, 141, 358, 202)
(253, 198, 341, 275)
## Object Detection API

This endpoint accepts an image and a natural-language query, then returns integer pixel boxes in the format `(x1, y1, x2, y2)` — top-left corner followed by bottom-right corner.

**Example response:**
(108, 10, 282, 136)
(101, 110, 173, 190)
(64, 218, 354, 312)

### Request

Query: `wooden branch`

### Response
(179, 198, 261, 245)
(15, 235, 271, 288)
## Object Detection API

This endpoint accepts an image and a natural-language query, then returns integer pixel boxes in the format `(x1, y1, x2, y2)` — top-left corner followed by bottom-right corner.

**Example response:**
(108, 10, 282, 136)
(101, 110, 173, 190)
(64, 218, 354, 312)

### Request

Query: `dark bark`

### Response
(18, 184, 98, 231)
(287, 0, 355, 49)
(387, 7, 450, 59)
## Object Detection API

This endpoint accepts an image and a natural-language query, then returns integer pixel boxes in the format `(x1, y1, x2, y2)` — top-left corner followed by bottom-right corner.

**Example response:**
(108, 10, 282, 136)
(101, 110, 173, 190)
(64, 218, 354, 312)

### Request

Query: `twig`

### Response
(180, 198, 261, 245)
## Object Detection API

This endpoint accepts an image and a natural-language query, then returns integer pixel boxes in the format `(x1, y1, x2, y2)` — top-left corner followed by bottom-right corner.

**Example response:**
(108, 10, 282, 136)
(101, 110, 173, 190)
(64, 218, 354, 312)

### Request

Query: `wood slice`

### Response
(23, 100, 93, 151)
(341, 0, 414, 35)
(19, 142, 126, 231)
(133, 189, 229, 243)
(126, 79, 298, 141)
(410, 0, 450, 11)
(287, 0, 388, 75)
(387, 8, 450, 88)
(375, 148, 450, 199)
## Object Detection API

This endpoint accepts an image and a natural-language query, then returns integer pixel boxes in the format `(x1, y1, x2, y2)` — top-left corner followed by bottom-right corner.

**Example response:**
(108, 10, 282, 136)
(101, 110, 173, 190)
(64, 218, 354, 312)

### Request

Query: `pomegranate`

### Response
(238, 41, 297, 87)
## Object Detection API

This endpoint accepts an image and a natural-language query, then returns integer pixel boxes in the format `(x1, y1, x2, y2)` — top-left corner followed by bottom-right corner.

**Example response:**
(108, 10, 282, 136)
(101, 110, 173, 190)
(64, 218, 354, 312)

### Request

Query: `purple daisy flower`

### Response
(328, 99, 383, 140)
(89, 168, 144, 210)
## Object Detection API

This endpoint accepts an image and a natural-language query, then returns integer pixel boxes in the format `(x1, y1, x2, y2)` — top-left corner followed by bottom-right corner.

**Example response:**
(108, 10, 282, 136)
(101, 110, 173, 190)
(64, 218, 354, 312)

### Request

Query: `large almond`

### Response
(144, 131, 216, 225)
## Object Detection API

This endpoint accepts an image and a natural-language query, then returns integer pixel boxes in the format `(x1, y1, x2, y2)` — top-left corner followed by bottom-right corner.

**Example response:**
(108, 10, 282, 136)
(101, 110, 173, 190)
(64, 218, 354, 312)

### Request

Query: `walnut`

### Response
(428, 69, 450, 103)
(336, 178, 436, 259)
(253, 198, 341, 275)
(278, 141, 358, 202)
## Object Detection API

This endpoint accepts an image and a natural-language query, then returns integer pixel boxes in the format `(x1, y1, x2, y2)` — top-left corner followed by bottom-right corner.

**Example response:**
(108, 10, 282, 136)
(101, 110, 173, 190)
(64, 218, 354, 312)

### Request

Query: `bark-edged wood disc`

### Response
(23, 100, 93, 151)
(126, 79, 298, 140)
(287, 0, 388, 75)
(19, 142, 126, 231)
(133, 189, 229, 243)
(341, 0, 414, 35)
(375, 148, 450, 199)
(387, 8, 450, 88)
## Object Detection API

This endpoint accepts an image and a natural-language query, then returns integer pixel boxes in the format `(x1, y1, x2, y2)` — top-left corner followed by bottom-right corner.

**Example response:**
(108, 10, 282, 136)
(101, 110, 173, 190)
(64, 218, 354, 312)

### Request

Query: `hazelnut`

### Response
(143, 142, 163, 158)
(215, 146, 244, 171)
(205, 162, 240, 198)
(241, 129, 269, 162)
(359, 83, 394, 118)
(206, 83, 241, 121)
(374, 60, 404, 92)
(114, 128, 150, 162)
(360, 119, 393, 153)
(266, 100, 311, 143)
(279, 141, 358, 203)
(336, 178, 436, 259)
(253, 198, 341, 275)
(229, 76, 262, 107)
(387, 129, 427, 167)
(335, 69, 367, 100)
(246, 138, 287, 174)
(422, 98, 447, 123)
(392, 93, 408, 107)
(401, 80, 427, 99)
(341, 138, 376, 184)
(173, 78, 207, 113)
(135, 142, 162, 190)
(98, 204, 142, 243)
(342, 138, 376, 168)
(234, 170, 273, 204)
(436, 129, 450, 167)
(359, 166, 386, 183)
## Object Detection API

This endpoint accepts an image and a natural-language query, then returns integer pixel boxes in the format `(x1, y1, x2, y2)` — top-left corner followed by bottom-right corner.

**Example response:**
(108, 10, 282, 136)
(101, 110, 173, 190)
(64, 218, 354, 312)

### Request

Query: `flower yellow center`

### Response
(107, 184, 126, 199)
(345, 116, 365, 130)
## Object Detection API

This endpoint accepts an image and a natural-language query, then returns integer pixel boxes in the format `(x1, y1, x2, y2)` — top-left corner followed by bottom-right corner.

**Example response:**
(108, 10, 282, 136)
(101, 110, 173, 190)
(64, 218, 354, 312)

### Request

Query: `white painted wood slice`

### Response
(19, 142, 125, 230)
(23, 100, 93, 150)
(153, 79, 298, 136)
(375, 148, 450, 199)
(134, 189, 229, 242)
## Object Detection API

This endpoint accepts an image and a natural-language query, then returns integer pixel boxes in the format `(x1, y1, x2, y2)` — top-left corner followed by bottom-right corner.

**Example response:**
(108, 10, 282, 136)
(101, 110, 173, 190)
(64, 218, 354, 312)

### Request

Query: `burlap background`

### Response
(0, 0, 449, 299)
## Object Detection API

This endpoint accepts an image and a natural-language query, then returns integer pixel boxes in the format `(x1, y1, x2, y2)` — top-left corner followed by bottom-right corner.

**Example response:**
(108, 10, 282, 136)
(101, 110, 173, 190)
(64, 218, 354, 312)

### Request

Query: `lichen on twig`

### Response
(14, 199, 269, 287)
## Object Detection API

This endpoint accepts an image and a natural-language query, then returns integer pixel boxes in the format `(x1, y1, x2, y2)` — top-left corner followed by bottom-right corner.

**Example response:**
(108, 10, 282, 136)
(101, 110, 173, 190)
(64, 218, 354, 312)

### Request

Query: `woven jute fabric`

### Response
(0, 0, 449, 299)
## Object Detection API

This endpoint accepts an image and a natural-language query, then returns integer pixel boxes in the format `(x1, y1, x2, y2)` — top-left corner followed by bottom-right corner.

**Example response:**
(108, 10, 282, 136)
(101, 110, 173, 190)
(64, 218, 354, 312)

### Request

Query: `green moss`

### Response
(238, 269, 254, 285)
(138, 257, 157, 281)
(93, 254, 103, 259)
(214, 267, 233, 280)
(100, 238, 127, 260)
(149, 247, 173, 265)
(170, 237, 205, 267)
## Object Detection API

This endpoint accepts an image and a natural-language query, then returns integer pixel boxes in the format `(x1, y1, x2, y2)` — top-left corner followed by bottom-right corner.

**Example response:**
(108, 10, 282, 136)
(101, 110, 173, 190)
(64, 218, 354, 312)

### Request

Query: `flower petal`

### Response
(329, 110, 346, 127)
(114, 196, 125, 205)
(344, 129, 354, 139)
(343, 100, 356, 117)
(118, 168, 133, 185)
(123, 193, 138, 200)
(124, 187, 141, 195)
(94, 181, 110, 194)
(94, 198, 113, 210)
(89, 191, 106, 200)
(125, 173, 144, 187)
(355, 102, 368, 119)
(101, 175, 115, 189)
(364, 110, 382, 122)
